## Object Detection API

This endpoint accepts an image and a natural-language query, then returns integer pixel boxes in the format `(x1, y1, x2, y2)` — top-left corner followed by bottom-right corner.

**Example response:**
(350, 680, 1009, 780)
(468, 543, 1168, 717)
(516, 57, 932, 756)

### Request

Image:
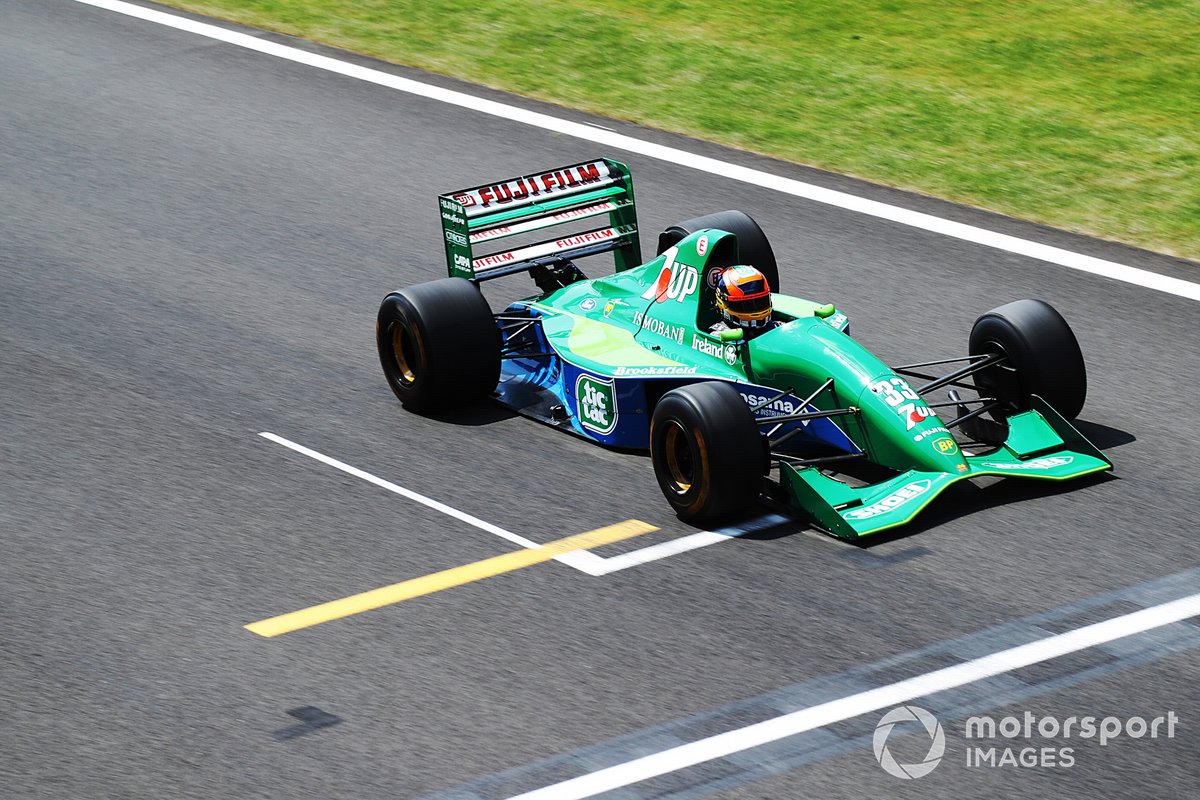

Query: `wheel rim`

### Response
(391, 323, 418, 385)
(662, 421, 694, 494)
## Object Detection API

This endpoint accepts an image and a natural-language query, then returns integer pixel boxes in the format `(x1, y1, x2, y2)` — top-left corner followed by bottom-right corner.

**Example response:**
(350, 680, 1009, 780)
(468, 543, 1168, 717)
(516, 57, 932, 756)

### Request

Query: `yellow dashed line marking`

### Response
(245, 520, 658, 637)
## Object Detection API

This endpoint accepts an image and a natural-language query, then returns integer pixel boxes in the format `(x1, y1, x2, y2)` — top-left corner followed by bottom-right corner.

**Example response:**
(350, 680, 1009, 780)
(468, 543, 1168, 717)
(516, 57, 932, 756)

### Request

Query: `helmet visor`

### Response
(724, 293, 772, 318)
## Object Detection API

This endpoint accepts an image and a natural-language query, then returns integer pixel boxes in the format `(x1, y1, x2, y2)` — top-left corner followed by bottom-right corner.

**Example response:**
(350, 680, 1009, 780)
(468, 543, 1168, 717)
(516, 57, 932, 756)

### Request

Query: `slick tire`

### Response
(657, 210, 780, 293)
(969, 298, 1087, 420)
(376, 277, 500, 413)
(650, 382, 765, 524)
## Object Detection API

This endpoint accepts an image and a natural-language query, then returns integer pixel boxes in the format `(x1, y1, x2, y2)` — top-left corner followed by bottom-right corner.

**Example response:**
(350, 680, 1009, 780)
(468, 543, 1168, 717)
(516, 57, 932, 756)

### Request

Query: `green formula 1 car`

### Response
(376, 157, 1111, 539)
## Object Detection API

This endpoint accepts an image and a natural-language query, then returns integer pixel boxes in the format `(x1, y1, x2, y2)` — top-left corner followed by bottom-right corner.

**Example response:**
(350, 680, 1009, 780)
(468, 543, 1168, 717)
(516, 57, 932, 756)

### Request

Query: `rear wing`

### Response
(438, 158, 641, 282)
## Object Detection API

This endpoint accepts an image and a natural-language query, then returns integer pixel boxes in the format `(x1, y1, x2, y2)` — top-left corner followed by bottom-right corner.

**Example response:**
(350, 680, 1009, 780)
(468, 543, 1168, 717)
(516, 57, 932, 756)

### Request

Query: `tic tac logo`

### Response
(576, 375, 617, 435)
(642, 247, 699, 303)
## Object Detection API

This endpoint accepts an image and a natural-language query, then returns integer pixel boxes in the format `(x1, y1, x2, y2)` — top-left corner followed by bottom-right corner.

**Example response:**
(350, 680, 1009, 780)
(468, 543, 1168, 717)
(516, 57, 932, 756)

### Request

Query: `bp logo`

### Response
(576, 374, 617, 434)
(874, 705, 945, 779)
(931, 436, 959, 455)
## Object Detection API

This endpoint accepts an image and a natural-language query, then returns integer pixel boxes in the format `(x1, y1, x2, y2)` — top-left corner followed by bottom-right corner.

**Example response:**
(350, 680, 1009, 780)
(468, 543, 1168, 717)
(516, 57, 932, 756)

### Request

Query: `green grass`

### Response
(164, 0, 1200, 260)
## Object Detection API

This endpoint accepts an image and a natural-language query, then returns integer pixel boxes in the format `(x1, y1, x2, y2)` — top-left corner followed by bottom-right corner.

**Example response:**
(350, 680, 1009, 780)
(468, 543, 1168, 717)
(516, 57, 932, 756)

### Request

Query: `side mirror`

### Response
(717, 327, 744, 343)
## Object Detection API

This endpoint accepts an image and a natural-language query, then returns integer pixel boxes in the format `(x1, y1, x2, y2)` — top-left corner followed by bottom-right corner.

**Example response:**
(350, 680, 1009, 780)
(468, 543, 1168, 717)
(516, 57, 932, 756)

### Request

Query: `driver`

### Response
(711, 265, 775, 336)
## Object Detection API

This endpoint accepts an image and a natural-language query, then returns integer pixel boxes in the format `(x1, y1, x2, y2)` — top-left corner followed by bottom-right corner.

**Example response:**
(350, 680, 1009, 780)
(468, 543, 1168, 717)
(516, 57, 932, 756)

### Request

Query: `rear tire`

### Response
(650, 382, 765, 524)
(657, 210, 780, 293)
(969, 299, 1087, 420)
(376, 278, 500, 413)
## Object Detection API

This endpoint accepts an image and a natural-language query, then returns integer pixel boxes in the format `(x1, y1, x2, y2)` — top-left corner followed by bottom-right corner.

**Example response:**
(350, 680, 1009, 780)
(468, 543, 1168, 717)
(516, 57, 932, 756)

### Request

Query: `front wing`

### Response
(780, 396, 1113, 539)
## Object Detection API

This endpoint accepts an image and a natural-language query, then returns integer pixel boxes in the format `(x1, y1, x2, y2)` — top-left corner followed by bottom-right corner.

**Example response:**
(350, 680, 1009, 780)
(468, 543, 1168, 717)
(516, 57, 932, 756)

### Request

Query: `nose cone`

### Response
(855, 374, 970, 474)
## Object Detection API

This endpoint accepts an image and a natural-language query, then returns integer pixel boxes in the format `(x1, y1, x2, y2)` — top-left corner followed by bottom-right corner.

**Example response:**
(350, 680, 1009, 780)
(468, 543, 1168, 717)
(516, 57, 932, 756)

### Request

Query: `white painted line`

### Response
(592, 531, 728, 574)
(258, 432, 605, 574)
(77, 0, 1200, 302)
(259, 433, 791, 575)
(590, 513, 790, 575)
(508, 591, 1200, 799)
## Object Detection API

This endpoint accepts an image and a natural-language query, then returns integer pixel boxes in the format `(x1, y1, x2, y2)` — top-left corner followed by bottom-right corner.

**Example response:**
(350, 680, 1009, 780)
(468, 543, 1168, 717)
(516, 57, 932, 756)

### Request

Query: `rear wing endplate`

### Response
(438, 158, 641, 281)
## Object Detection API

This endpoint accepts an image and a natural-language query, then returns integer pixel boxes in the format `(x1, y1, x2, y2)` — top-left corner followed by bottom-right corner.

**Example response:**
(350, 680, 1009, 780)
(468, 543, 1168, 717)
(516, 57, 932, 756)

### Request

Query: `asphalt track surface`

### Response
(2, 2, 1198, 798)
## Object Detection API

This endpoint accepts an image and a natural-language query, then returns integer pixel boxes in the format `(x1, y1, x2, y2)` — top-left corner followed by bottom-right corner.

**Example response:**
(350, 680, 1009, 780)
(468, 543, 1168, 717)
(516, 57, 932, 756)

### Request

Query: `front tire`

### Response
(650, 382, 765, 523)
(969, 299, 1087, 420)
(376, 278, 500, 413)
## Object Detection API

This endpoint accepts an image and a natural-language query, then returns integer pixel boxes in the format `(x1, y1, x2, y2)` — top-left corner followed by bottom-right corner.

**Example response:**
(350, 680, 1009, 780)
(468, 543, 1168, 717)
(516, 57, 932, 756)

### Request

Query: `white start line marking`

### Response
(259, 433, 769, 575)
(75, 0, 1200, 303)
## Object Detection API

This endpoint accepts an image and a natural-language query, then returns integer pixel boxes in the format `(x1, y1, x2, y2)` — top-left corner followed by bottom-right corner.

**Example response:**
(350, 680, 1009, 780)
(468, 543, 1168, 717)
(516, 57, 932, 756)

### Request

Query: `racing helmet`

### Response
(715, 265, 772, 329)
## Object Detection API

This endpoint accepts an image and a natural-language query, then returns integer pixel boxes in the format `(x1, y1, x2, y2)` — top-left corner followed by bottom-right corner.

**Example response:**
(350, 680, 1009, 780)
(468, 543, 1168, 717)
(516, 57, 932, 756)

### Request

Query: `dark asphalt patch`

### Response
(271, 706, 343, 741)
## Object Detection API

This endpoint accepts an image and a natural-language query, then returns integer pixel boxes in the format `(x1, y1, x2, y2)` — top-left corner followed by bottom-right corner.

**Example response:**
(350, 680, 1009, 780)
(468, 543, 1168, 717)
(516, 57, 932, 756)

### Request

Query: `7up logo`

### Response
(576, 375, 618, 434)
(641, 246, 700, 304)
